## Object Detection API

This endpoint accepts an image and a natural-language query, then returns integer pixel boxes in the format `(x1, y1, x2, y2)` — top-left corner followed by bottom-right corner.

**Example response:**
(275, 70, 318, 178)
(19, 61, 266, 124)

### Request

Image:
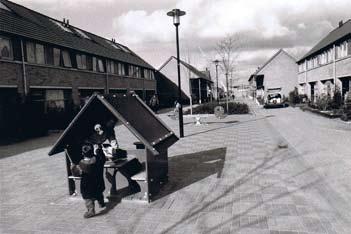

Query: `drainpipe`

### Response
(105, 60, 109, 94)
(333, 44, 337, 91)
(20, 39, 27, 98)
(198, 79, 201, 104)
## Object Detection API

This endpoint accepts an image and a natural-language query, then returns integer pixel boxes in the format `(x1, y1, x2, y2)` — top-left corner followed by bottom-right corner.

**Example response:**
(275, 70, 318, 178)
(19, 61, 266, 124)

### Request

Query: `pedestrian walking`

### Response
(149, 94, 159, 113)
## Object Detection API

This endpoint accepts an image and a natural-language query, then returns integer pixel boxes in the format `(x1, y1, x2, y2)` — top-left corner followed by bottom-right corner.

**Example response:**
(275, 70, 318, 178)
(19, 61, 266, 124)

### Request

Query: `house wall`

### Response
(159, 58, 191, 99)
(0, 60, 156, 105)
(298, 56, 351, 98)
(257, 51, 298, 97)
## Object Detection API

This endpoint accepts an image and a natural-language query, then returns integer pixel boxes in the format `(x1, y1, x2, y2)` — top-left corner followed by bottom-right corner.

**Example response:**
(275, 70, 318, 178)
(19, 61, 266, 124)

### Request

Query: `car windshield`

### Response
(268, 93, 281, 99)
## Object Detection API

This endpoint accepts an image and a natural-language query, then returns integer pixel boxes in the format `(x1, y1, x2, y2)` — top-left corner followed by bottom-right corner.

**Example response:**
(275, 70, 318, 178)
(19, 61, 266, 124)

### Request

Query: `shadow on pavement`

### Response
(153, 147, 226, 200)
(0, 132, 61, 159)
(160, 142, 322, 234)
(186, 115, 274, 138)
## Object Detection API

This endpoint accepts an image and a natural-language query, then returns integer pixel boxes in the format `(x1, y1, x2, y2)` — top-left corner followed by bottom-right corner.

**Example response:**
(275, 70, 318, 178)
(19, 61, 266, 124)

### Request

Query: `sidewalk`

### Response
(1, 103, 349, 233)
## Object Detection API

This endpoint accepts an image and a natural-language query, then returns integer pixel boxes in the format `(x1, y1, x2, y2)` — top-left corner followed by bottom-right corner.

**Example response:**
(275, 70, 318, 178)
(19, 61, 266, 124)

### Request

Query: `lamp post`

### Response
(225, 72, 229, 112)
(213, 59, 219, 103)
(167, 8, 186, 138)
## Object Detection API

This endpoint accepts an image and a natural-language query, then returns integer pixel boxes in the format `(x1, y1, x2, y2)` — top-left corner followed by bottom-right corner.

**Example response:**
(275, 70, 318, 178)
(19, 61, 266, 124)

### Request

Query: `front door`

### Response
(310, 83, 315, 102)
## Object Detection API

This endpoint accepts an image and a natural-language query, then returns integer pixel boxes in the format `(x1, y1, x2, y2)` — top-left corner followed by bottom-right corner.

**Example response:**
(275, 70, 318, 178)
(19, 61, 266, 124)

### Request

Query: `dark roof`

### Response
(0, 0, 153, 69)
(49, 93, 178, 157)
(248, 49, 296, 81)
(158, 56, 213, 82)
(298, 19, 351, 63)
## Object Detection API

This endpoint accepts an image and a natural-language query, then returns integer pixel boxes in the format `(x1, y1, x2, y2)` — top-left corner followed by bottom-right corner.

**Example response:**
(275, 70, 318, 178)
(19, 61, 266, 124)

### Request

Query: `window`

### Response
(135, 66, 141, 78)
(36, 44, 45, 64)
(53, 48, 61, 66)
(62, 50, 72, 67)
(107, 60, 115, 74)
(74, 28, 91, 40)
(336, 41, 348, 59)
(51, 19, 73, 33)
(118, 63, 125, 76)
(0, 37, 13, 60)
(92, 57, 97, 72)
(26, 42, 35, 63)
(86, 56, 93, 71)
(298, 63, 305, 72)
(348, 39, 351, 56)
(97, 59, 104, 72)
(327, 48, 333, 62)
(76, 54, 87, 69)
(0, 2, 11, 12)
(45, 46, 54, 65)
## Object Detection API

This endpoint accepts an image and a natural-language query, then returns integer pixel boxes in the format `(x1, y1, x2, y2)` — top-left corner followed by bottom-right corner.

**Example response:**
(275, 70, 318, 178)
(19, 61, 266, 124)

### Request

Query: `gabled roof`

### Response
(297, 19, 351, 63)
(159, 56, 212, 82)
(248, 49, 296, 81)
(0, 0, 153, 69)
(48, 93, 178, 159)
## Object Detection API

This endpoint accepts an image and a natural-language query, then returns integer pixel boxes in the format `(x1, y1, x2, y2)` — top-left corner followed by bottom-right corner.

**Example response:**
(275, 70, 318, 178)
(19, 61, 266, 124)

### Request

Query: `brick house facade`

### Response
(297, 20, 351, 101)
(0, 0, 156, 140)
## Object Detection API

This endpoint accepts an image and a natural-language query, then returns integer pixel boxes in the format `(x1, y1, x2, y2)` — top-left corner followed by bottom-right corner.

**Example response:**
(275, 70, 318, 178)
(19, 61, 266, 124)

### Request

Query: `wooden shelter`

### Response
(48, 92, 178, 202)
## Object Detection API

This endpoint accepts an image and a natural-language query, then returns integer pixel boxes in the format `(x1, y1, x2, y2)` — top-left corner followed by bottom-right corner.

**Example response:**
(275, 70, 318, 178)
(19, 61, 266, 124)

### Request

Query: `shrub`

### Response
(184, 102, 249, 115)
(331, 87, 343, 109)
(315, 94, 333, 111)
(289, 87, 300, 104)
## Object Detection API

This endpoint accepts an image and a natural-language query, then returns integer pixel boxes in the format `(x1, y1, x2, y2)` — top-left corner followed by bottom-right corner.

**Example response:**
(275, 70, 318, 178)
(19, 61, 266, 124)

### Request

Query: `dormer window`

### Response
(51, 19, 73, 33)
(74, 28, 91, 40)
(107, 40, 121, 50)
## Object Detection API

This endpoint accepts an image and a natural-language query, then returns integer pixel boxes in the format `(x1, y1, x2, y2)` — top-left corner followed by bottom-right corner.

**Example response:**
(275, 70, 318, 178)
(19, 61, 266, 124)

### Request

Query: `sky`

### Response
(14, 0, 351, 84)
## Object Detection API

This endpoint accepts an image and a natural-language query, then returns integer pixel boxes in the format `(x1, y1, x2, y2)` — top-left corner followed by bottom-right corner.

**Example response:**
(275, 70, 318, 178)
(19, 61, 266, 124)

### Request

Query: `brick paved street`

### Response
(1, 98, 351, 233)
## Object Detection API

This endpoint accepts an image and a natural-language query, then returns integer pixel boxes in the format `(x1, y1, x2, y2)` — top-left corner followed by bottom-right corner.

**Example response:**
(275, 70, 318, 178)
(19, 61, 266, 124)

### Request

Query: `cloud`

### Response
(14, 0, 351, 82)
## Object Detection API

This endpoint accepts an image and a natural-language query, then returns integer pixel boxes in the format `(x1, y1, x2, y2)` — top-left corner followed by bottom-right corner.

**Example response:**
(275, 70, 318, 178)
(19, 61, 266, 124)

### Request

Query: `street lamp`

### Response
(167, 8, 186, 138)
(213, 59, 219, 103)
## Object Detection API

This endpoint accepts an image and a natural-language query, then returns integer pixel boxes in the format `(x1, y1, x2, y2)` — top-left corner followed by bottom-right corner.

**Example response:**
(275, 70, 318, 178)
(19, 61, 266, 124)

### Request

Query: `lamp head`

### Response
(167, 9, 186, 26)
(213, 59, 219, 66)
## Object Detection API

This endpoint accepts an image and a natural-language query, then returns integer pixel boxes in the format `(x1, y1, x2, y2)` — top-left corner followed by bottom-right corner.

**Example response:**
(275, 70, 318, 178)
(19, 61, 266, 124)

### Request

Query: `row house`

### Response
(297, 20, 351, 101)
(0, 0, 156, 139)
(156, 56, 213, 107)
(248, 49, 298, 98)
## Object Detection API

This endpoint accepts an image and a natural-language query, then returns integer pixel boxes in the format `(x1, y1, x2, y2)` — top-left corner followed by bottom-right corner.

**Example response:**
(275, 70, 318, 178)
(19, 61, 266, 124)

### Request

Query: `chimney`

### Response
(62, 18, 66, 25)
(67, 19, 70, 26)
(339, 20, 343, 27)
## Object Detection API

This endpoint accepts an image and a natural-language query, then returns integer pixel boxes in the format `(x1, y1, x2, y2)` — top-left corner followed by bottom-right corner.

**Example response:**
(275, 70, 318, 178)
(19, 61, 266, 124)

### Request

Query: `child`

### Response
(78, 144, 106, 218)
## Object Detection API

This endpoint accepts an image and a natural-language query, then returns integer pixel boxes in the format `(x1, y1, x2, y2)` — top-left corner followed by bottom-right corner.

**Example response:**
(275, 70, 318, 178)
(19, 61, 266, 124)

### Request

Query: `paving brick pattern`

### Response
(1, 98, 351, 233)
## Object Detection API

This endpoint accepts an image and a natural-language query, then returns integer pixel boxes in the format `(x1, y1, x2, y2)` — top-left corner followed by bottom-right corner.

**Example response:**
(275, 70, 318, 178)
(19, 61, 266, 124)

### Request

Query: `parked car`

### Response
(264, 92, 286, 108)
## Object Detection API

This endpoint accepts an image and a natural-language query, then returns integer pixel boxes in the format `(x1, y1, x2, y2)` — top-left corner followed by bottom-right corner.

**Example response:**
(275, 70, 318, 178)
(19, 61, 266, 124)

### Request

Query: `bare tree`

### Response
(216, 33, 244, 77)
(216, 33, 245, 110)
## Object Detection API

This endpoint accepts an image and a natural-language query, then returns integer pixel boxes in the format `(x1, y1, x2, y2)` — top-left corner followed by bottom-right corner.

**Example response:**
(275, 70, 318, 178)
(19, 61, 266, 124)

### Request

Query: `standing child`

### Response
(78, 144, 106, 218)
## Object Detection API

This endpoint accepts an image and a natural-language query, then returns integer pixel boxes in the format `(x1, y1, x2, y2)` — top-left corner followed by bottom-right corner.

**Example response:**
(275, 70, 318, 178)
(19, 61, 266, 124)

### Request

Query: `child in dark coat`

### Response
(79, 144, 106, 218)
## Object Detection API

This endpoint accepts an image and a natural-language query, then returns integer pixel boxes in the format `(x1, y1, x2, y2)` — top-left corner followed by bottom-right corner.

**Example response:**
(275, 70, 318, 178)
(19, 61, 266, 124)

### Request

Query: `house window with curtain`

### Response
(118, 63, 125, 76)
(0, 36, 13, 60)
(36, 44, 45, 64)
(53, 48, 61, 66)
(46, 89, 65, 111)
(92, 57, 97, 71)
(97, 58, 104, 72)
(26, 41, 45, 64)
(62, 50, 72, 67)
(107, 60, 115, 74)
(26, 42, 36, 63)
(76, 54, 87, 69)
